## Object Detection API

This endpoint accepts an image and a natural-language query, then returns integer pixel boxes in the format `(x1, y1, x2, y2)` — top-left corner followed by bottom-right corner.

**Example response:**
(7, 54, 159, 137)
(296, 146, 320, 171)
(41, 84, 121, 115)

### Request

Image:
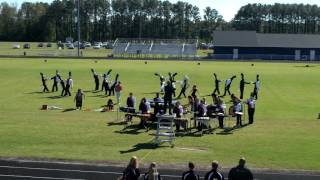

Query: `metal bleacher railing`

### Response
(112, 38, 198, 58)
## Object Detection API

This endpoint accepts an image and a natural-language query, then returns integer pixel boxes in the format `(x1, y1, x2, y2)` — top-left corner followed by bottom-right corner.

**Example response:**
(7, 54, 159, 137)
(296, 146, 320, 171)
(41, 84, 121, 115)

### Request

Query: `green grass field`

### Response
(0, 58, 319, 171)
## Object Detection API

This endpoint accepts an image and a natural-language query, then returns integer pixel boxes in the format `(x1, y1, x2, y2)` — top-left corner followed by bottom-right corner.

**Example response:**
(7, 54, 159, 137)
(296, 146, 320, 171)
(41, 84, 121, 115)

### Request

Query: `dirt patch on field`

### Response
(176, 147, 208, 152)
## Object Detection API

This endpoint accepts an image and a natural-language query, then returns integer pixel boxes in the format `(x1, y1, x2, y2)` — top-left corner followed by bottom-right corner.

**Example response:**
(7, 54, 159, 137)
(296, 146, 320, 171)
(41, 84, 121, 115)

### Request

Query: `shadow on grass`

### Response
(42, 95, 65, 99)
(120, 142, 162, 154)
(88, 94, 108, 98)
(294, 65, 317, 68)
(216, 123, 251, 135)
(25, 91, 47, 94)
(142, 92, 163, 95)
(62, 108, 77, 112)
(107, 121, 126, 126)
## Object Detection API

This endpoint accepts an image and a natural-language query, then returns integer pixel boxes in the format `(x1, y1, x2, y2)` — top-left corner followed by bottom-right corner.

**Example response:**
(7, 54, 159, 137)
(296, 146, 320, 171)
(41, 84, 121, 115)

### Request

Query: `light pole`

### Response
(77, 0, 80, 57)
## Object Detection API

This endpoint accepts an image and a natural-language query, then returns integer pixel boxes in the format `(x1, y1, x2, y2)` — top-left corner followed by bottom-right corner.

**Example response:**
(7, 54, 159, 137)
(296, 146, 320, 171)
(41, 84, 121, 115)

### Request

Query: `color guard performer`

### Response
(64, 73, 73, 96)
(177, 75, 190, 99)
(109, 74, 119, 96)
(222, 75, 236, 97)
(51, 70, 60, 92)
(239, 73, 250, 99)
(154, 73, 165, 92)
(213, 73, 221, 95)
(252, 74, 260, 100)
(91, 69, 100, 91)
(40, 72, 49, 92)
(101, 69, 112, 92)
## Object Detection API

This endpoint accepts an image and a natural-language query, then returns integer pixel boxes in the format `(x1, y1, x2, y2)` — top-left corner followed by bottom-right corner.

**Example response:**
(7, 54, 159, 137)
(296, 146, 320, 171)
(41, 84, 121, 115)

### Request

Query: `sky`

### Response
(2, 0, 320, 21)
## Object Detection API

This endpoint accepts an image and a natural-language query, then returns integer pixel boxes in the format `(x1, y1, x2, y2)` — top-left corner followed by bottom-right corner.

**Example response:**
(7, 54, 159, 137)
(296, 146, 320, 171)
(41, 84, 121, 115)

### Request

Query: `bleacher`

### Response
(112, 38, 198, 57)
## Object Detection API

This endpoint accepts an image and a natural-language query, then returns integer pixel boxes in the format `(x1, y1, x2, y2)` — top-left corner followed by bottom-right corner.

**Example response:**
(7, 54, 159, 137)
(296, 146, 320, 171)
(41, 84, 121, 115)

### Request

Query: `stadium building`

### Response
(212, 31, 320, 61)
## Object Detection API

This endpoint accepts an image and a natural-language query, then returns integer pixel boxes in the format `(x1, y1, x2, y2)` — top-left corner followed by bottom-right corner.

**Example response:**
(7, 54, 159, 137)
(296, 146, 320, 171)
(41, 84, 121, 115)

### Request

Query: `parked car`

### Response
(66, 43, 74, 49)
(80, 44, 86, 49)
(104, 42, 114, 49)
(38, 43, 44, 48)
(84, 42, 91, 47)
(47, 43, 52, 48)
(12, 44, 20, 49)
(93, 43, 101, 49)
(23, 43, 30, 49)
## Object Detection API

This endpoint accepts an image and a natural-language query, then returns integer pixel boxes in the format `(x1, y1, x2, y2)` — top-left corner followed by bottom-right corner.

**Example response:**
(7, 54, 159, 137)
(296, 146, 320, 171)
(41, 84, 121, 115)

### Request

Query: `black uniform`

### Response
(122, 166, 140, 180)
(109, 74, 119, 96)
(178, 79, 188, 98)
(60, 80, 66, 96)
(182, 170, 200, 180)
(64, 77, 72, 96)
(239, 74, 250, 99)
(204, 170, 224, 180)
(164, 83, 175, 114)
(91, 70, 100, 91)
(213, 74, 221, 95)
(40, 73, 49, 92)
(169, 72, 178, 97)
(228, 165, 253, 180)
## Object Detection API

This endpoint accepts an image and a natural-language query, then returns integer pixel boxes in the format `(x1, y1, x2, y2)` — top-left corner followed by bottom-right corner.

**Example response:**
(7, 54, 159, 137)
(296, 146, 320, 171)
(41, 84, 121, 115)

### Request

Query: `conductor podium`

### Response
(154, 114, 175, 147)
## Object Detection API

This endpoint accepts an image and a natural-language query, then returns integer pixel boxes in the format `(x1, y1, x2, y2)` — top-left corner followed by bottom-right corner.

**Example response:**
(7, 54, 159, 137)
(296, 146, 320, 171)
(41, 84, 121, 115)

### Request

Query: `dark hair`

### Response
(188, 162, 195, 169)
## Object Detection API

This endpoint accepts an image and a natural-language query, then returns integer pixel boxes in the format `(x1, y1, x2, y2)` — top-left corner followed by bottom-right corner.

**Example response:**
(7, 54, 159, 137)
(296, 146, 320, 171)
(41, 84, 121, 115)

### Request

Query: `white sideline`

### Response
(0, 174, 84, 180)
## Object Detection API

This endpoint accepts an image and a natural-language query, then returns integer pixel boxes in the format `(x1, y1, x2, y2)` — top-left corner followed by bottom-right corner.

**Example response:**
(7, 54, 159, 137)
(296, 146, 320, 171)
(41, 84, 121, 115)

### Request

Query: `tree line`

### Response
(0, 0, 226, 42)
(232, 3, 320, 34)
(0, 1, 320, 42)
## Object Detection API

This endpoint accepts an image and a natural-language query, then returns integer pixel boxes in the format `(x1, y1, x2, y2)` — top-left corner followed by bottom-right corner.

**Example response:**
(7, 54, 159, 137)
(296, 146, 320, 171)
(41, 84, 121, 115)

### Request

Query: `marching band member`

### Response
(213, 73, 221, 95)
(164, 81, 175, 115)
(177, 75, 190, 99)
(231, 94, 242, 127)
(125, 93, 136, 122)
(40, 72, 49, 92)
(139, 98, 150, 130)
(239, 73, 250, 99)
(153, 93, 163, 115)
(246, 92, 256, 124)
(173, 101, 184, 131)
(253, 74, 260, 100)
(222, 75, 236, 97)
